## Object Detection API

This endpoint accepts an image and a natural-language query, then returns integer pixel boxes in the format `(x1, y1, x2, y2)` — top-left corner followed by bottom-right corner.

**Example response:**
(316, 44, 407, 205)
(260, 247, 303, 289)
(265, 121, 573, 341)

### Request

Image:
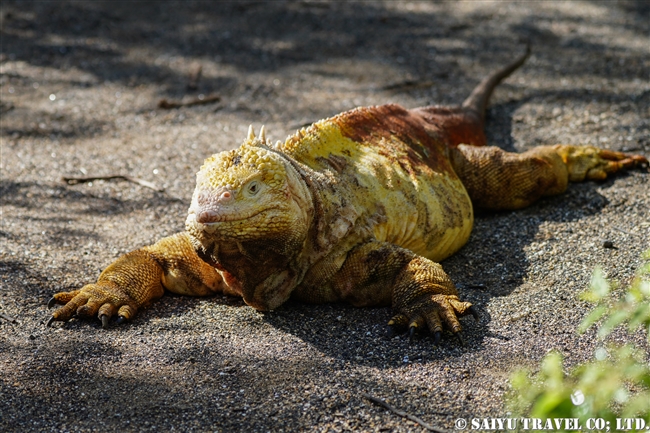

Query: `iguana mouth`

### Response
(192, 206, 279, 232)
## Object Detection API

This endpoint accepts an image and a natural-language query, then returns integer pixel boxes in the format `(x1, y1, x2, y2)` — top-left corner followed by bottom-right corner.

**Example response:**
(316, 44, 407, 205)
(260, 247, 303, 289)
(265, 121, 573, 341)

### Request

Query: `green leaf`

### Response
(510, 369, 531, 389)
(598, 309, 632, 339)
(530, 392, 567, 418)
(627, 305, 650, 332)
(621, 393, 650, 419)
(579, 305, 607, 333)
(588, 267, 610, 300)
(638, 280, 650, 297)
(506, 250, 650, 422)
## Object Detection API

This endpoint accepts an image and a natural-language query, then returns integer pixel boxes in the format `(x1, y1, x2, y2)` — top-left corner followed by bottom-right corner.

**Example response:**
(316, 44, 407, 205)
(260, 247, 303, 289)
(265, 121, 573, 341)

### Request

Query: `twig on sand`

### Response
(380, 79, 434, 91)
(62, 175, 164, 192)
(0, 313, 18, 324)
(362, 392, 450, 433)
(158, 94, 221, 109)
(613, 226, 634, 236)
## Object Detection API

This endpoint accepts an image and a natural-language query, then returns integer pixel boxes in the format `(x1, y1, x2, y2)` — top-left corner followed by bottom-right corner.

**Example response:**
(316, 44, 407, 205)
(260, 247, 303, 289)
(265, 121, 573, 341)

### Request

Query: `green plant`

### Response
(507, 250, 650, 431)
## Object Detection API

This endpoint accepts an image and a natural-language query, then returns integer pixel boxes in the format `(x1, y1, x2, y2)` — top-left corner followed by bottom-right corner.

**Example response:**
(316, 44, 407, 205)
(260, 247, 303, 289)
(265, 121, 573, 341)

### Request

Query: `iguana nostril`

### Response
(219, 191, 232, 202)
(196, 210, 217, 224)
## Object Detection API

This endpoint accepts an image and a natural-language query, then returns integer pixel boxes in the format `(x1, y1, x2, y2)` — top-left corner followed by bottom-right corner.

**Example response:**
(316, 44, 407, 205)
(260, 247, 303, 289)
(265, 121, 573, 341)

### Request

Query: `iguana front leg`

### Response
(48, 232, 226, 328)
(326, 241, 476, 343)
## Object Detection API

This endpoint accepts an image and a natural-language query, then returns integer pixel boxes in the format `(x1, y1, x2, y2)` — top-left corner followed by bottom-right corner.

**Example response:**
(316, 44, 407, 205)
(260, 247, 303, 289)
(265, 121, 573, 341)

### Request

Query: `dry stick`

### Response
(62, 175, 164, 192)
(0, 313, 18, 324)
(613, 226, 634, 236)
(362, 392, 450, 433)
(158, 94, 221, 109)
(380, 79, 435, 91)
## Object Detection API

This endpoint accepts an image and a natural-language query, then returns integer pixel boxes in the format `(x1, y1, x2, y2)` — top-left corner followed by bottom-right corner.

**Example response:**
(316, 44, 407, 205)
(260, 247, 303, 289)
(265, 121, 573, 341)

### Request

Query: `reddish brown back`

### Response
(411, 106, 487, 148)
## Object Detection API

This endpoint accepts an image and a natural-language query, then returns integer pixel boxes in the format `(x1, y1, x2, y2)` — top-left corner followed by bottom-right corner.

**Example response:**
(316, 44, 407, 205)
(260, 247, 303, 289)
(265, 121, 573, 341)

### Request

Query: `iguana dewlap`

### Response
(47, 50, 648, 343)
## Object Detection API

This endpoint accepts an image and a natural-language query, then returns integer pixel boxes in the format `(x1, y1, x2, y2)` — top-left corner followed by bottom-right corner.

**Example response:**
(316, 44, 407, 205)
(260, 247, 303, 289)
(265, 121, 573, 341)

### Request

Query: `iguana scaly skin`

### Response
(47, 50, 648, 342)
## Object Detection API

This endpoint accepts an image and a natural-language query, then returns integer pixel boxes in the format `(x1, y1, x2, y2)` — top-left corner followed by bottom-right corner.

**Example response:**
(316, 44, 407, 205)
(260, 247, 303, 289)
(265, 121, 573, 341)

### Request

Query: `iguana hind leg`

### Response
(48, 232, 226, 328)
(450, 144, 648, 211)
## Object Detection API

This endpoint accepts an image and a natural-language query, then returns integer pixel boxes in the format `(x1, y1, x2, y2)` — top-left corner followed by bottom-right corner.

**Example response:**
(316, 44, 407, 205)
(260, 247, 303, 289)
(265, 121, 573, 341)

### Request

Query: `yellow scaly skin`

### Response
(48, 56, 648, 343)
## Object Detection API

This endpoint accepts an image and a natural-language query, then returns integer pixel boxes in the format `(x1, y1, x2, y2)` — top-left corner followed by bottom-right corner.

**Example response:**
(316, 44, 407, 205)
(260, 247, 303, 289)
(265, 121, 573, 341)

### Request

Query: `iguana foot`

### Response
(46, 233, 226, 329)
(389, 294, 477, 343)
(554, 145, 648, 182)
(390, 256, 478, 343)
(47, 283, 140, 328)
(329, 241, 476, 345)
(47, 249, 166, 328)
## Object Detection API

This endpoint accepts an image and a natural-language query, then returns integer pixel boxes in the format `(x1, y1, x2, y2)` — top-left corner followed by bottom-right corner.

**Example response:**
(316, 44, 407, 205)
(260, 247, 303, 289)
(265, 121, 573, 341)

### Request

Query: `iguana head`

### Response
(185, 126, 313, 309)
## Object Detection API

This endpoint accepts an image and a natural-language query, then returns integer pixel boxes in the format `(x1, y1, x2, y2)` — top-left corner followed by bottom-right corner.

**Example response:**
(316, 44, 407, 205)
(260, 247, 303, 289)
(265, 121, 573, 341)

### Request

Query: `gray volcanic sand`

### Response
(1, 1, 648, 432)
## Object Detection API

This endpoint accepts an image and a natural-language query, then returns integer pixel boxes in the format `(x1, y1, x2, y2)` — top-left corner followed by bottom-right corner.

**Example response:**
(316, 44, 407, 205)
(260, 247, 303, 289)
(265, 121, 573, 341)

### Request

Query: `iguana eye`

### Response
(246, 180, 260, 196)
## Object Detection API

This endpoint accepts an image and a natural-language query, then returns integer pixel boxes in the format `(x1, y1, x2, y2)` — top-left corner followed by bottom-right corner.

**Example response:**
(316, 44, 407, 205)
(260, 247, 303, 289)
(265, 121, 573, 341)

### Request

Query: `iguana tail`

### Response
(412, 46, 531, 147)
(461, 46, 531, 122)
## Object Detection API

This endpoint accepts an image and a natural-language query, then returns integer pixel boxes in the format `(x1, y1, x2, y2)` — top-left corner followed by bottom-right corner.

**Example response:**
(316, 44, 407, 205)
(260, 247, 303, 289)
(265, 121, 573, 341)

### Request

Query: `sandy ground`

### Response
(1, 1, 649, 432)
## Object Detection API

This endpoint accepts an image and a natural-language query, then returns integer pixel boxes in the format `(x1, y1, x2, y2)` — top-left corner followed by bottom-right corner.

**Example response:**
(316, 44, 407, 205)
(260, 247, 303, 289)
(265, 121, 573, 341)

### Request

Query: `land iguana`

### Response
(47, 49, 648, 343)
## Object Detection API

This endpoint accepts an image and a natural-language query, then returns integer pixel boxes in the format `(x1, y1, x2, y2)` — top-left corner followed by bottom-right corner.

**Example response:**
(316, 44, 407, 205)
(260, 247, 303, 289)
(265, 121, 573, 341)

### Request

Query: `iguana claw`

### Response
(408, 325, 417, 342)
(100, 314, 110, 329)
(47, 283, 141, 330)
(432, 331, 441, 346)
(468, 306, 479, 321)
